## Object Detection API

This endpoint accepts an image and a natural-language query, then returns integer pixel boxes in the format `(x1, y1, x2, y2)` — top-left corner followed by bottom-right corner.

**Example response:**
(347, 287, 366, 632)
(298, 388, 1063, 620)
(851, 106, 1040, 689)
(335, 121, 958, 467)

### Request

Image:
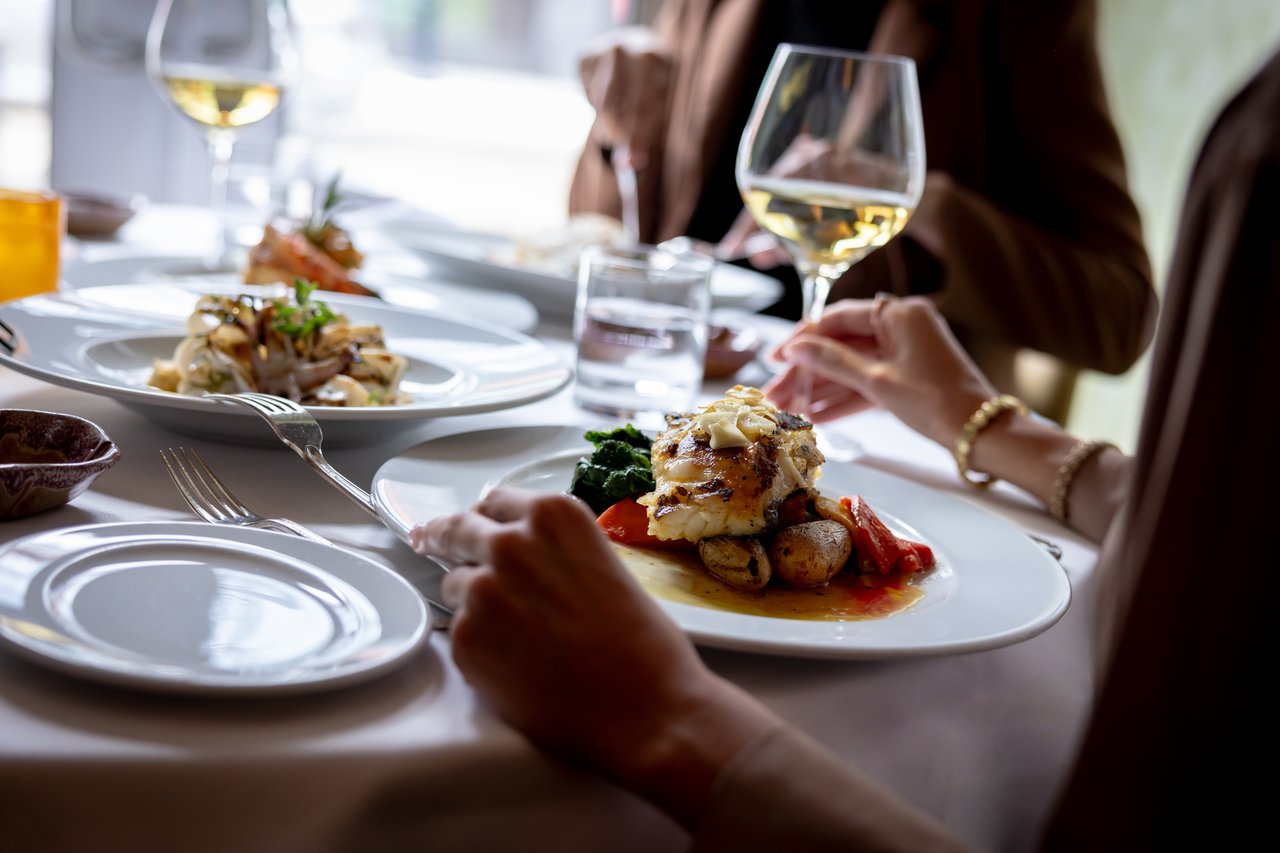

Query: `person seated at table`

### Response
(569, 0, 1158, 423)
(414, 45, 1278, 849)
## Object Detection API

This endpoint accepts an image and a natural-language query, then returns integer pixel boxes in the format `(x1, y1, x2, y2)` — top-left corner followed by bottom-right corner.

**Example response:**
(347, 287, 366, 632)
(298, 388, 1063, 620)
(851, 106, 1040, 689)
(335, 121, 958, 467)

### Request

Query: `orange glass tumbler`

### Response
(0, 189, 64, 303)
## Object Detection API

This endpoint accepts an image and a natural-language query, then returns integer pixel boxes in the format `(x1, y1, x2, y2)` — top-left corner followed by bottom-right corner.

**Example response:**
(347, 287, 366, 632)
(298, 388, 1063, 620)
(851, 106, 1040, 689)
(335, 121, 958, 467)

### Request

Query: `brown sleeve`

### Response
(691, 725, 974, 853)
(928, 0, 1155, 373)
(840, 0, 1158, 375)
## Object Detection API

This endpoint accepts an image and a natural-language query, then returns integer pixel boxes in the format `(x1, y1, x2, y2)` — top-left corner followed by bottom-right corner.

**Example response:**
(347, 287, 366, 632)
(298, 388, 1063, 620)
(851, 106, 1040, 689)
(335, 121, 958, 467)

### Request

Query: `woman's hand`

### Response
(579, 27, 673, 171)
(764, 296, 996, 447)
(409, 487, 779, 827)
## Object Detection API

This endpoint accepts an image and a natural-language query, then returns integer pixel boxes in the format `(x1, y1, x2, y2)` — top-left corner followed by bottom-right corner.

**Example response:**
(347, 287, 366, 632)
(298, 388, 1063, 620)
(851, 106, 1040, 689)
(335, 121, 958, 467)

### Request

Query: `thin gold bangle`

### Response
(1050, 439, 1116, 524)
(952, 394, 1028, 489)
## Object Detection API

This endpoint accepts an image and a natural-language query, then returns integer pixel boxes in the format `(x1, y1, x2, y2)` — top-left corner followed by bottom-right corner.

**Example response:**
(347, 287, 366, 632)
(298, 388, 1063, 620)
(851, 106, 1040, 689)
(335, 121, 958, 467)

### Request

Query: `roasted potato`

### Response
(698, 536, 772, 591)
(768, 520, 853, 588)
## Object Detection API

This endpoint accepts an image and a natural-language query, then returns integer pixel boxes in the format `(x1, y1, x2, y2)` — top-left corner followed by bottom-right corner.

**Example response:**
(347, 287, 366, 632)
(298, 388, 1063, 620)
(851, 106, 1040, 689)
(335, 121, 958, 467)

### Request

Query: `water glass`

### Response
(573, 245, 713, 427)
(0, 189, 64, 303)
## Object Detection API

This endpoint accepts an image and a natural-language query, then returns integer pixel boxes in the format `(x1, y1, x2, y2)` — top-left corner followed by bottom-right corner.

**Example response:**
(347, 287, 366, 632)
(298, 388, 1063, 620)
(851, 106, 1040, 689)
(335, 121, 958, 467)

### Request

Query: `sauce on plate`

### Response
(615, 543, 926, 621)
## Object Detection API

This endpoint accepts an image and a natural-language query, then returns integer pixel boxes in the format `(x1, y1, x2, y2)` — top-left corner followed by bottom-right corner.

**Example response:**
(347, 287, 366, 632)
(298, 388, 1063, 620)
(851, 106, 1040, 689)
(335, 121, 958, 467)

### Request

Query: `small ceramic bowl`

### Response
(0, 409, 121, 520)
(61, 190, 147, 239)
(704, 323, 763, 379)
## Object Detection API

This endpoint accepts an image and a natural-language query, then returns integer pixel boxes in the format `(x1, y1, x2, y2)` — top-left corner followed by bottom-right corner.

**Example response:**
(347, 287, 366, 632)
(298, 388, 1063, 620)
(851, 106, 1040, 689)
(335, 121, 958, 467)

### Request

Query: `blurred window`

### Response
(285, 0, 622, 230)
(0, 0, 54, 188)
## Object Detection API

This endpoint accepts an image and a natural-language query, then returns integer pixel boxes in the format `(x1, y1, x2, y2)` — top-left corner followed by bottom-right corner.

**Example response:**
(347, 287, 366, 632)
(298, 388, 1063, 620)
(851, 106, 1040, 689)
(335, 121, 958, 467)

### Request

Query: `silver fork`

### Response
(160, 446, 331, 543)
(208, 392, 381, 520)
(162, 444, 455, 626)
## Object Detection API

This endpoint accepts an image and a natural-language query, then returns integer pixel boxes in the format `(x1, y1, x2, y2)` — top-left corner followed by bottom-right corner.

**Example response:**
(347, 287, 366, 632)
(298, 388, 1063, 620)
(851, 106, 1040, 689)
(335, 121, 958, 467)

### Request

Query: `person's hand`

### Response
(579, 27, 673, 171)
(763, 296, 996, 447)
(409, 486, 779, 827)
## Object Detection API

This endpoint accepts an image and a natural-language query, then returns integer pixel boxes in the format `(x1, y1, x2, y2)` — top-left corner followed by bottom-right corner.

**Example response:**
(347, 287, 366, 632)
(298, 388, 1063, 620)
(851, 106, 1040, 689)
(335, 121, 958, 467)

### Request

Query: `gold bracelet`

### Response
(1050, 439, 1116, 524)
(952, 394, 1028, 489)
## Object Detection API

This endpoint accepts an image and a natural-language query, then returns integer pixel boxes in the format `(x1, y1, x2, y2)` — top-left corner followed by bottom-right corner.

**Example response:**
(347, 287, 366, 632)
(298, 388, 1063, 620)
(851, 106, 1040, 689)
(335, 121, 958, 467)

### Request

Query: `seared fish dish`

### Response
(639, 385, 823, 542)
(606, 387, 933, 596)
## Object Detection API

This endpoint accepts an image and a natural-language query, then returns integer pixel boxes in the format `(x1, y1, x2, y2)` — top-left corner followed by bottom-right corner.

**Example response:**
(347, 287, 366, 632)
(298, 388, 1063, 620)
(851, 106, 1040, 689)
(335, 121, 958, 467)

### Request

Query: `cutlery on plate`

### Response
(161, 444, 455, 626)
(161, 446, 331, 543)
(208, 393, 459, 566)
(207, 392, 381, 519)
(1026, 532, 1064, 562)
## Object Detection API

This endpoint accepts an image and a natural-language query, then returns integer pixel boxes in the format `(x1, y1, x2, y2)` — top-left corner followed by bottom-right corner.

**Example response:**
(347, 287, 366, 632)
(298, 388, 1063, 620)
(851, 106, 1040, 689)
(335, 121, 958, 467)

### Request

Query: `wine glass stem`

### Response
(802, 271, 833, 325)
(207, 129, 236, 269)
(797, 272, 834, 415)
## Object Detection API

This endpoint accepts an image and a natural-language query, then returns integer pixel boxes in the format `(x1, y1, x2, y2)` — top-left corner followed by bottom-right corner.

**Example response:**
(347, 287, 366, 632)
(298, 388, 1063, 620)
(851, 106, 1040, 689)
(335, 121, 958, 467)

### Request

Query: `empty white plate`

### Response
(0, 522, 431, 695)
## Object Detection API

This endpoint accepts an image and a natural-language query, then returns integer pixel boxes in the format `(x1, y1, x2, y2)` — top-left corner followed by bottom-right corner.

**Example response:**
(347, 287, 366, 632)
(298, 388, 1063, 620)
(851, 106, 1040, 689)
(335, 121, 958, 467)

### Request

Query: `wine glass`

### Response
(736, 45, 925, 448)
(146, 0, 297, 270)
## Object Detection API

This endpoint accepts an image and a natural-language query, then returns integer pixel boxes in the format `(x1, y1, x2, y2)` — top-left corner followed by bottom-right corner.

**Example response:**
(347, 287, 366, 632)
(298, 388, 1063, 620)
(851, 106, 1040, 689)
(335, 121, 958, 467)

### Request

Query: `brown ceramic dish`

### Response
(0, 409, 121, 520)
(704, 323, 763, 379)
(61, 190, 147, 239)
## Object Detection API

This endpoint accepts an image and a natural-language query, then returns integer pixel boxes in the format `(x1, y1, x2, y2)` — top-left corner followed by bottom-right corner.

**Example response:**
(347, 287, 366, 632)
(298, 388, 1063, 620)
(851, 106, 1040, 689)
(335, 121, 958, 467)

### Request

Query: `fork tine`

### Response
(250, 392, 303, 413)
(215, 392, 270, 414)
(180, 447, 252, 516)
(160, 448, 220, 524)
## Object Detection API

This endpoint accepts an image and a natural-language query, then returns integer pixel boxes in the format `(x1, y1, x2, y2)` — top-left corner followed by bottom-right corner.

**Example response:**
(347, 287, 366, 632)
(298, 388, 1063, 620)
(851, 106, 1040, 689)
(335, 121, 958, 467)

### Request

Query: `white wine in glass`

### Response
(146, 0, 296, 270)
(737, 45, 925, 434)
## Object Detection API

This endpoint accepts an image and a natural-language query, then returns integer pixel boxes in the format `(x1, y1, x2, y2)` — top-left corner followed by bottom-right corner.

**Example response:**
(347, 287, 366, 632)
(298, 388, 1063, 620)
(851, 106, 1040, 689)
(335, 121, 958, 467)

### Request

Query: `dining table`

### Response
(0, 201, 1103, 853)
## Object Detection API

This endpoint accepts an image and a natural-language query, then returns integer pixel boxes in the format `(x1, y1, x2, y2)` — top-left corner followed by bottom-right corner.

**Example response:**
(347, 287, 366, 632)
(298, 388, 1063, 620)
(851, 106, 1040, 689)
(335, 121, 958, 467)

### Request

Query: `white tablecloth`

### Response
(0, 207, 1102, 852)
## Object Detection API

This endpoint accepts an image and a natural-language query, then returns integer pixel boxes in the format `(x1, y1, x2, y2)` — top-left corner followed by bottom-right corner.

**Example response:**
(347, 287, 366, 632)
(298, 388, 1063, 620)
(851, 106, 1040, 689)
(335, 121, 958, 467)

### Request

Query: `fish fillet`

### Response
(638, 386, 823, 542)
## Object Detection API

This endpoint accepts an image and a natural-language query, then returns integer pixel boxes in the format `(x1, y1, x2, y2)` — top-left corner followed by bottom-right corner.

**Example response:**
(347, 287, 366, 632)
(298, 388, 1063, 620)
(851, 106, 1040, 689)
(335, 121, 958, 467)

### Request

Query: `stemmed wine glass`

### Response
(146, 0, 297, 270)
(736, 45, 925, 442)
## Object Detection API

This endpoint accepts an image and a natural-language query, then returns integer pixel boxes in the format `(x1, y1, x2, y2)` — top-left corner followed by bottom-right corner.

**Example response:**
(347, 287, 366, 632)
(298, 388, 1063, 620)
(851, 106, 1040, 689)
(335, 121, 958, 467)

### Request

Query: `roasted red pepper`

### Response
(840, 495, 935, 575)
(597, 497, 696, 551)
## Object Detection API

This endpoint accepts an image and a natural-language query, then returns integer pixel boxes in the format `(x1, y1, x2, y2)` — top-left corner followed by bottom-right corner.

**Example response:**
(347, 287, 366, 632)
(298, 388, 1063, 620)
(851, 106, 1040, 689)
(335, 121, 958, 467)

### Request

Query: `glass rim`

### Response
(774, 43, 917, 69)
(582, 243, 716, 274)
(0, 188, 61, 204)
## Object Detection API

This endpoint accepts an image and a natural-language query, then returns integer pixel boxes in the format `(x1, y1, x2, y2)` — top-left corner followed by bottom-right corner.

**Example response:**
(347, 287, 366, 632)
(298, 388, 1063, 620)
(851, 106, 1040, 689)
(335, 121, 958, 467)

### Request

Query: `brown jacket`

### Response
(570, 0, 1157, 420)
(689, 41, 1280, 853)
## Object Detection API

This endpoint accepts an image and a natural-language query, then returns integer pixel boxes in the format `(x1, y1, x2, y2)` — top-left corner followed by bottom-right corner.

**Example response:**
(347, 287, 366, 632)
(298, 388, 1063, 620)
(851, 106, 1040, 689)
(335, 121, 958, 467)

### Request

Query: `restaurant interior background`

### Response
(2, 0, 1279, 448)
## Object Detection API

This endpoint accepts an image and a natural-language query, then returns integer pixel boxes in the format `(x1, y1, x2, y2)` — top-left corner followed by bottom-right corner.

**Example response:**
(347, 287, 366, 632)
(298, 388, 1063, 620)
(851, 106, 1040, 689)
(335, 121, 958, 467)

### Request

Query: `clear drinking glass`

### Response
(736, 45, 925, 438)
(146, 0, 297, 270)
(573, 245, 714, 430)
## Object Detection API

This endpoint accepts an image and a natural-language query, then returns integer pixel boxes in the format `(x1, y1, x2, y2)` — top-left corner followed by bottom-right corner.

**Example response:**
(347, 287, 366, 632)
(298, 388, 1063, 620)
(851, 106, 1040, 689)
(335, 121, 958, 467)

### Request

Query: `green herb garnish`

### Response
(271, 278, 338, 338)
(304, 173, 345, 244)
(570, 425, 655, 515)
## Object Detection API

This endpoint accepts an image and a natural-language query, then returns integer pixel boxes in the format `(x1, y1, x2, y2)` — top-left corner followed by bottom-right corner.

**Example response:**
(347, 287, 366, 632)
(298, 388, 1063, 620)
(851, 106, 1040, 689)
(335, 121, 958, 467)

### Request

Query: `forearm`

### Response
(966, 411, 1130, 542)
(693, 724, 974, 852)
(604, 673, 969, 850)
(599, 673, 781, 829)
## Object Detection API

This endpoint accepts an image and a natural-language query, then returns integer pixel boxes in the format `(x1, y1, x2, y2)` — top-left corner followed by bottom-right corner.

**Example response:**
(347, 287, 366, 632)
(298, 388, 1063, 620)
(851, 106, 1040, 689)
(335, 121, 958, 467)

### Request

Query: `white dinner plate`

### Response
(60, 253, 540, 333)
(0, 522, 430, 695)
(378, 224, 785, 318)
(0, 283, 571, 446)
(370, 425, 1071, 660)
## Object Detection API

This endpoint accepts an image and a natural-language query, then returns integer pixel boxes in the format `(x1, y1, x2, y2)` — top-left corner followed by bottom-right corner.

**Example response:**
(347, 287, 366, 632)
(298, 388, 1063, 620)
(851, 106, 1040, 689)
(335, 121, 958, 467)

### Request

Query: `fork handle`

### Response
(302, 446, 381, 520)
